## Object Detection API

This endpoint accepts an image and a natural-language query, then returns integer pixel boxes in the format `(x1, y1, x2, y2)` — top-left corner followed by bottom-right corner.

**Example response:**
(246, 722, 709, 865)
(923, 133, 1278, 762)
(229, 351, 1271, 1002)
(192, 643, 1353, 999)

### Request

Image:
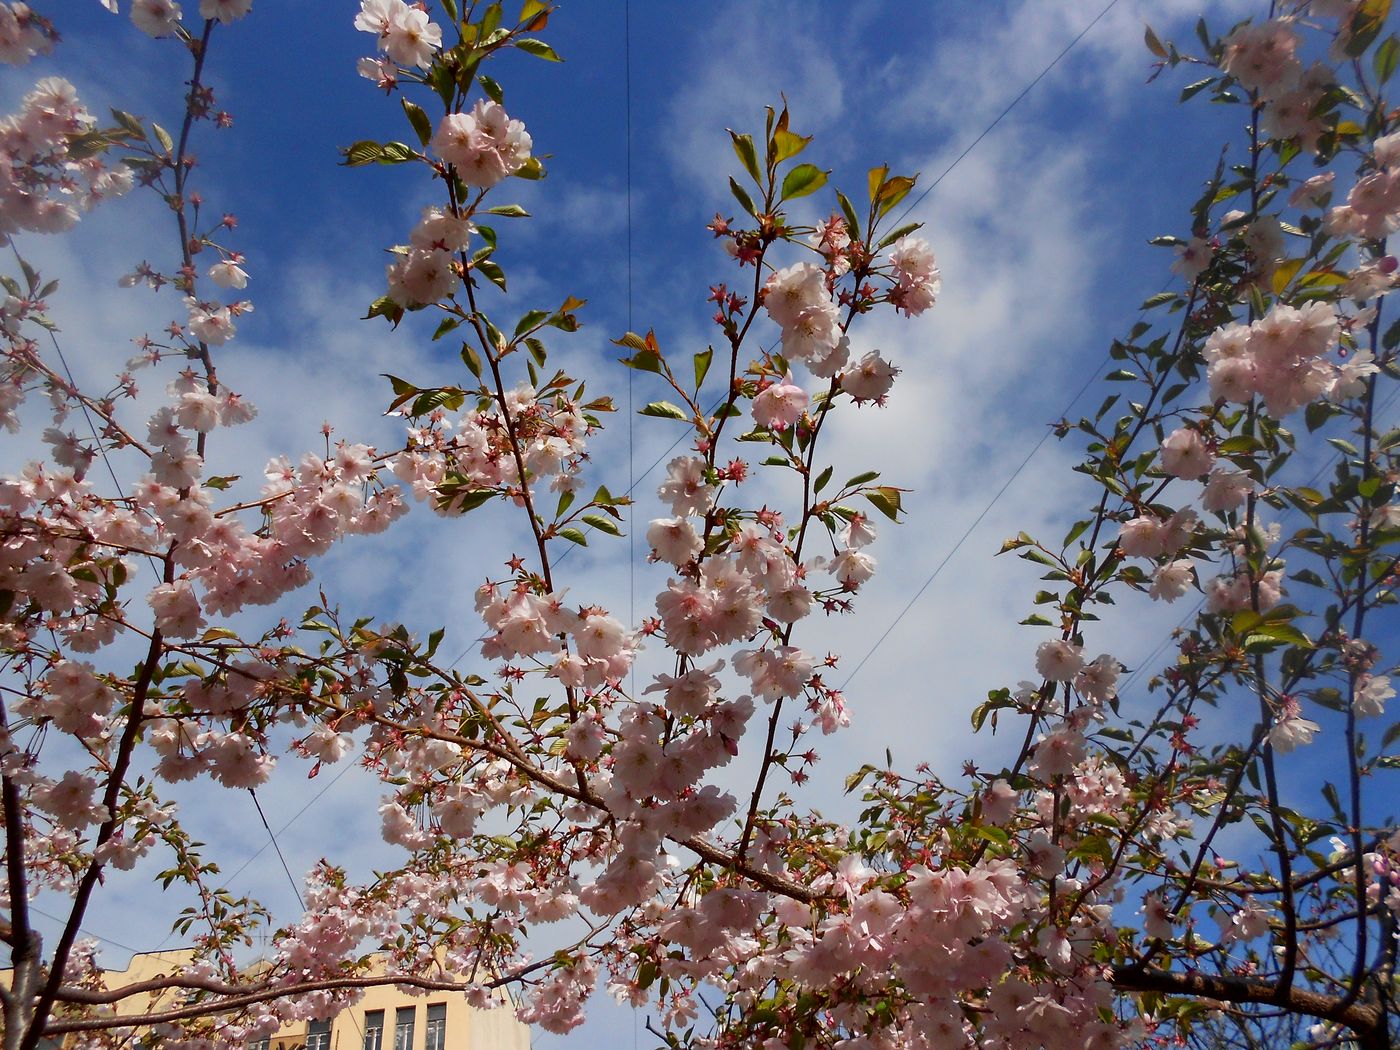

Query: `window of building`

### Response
(363, 1010, 385, 1050)
(424, 1004, 446, 1050)
(307, 1019, 332, 1050)
(393, 1006, 416, 1050)
(247, 1039, 270, 1050)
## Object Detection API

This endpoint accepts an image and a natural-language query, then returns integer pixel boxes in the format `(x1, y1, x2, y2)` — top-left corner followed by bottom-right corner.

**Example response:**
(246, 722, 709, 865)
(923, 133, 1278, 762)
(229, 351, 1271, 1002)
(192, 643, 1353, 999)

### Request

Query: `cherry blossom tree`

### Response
(1, 2, 1398, 1049)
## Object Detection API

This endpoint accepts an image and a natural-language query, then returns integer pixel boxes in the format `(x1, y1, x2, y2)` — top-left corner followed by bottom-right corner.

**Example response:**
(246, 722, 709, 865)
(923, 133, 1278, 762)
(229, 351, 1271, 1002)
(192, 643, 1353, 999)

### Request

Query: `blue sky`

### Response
(14, 0, 1387, 1046)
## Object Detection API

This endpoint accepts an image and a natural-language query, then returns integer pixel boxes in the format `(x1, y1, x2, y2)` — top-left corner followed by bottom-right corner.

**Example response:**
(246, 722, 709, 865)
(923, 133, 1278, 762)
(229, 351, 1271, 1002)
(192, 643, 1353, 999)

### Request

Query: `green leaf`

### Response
(1144, 24, 1167, 58)
(1180, 76, 1214, 101)
(973, 825, 1010, 846)
(432, 317, 460, 341)
(693, 347, 713, 389)
(151, 122, 173, 153)
(460, 342, 483, 378)
(728, 131, 761, 183)
(876, 221, 923, 250)
(342, 140, 385, 166)
(772, 128, 810, 163)
(515, 37, 563, 61)
(479, 73, 505, 104)
(436, 487, 494, 514)
(836, 189, 861, 241)
(558, 527, 587, 546)
(401, 97, 433, 146)
(1271, 257, 1305, 295)
(813, 465, 833, 494)
(514, 310, 549, 337)
(380, 141, 419, 163)
(845, 470, 880, 488)
(874, 174, 916, 218)
(640, 400, 688, 421)
(583, 513, 622, 536)
(781, 163, 828, 201)
(486, 203, 530, 217)
(867, 164, 889, 202)
(364, 295, 404, 327)
(1346, 0, 1391, 56)
(110, 108, 146, 139)
(1244, 622, 1314, 650)
(728, 176, 757, 218)
(513, 156, 546, 180)
(476, 258, 507, 291)
(1374, 35, 1399, 82)
(864, 486, 902, 521)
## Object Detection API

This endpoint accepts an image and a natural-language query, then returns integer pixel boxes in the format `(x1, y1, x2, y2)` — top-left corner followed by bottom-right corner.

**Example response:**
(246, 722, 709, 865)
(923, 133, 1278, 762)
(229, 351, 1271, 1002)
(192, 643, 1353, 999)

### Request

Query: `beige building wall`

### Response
(3, 949, 530, 1050)
(266, 978, 530, 1050)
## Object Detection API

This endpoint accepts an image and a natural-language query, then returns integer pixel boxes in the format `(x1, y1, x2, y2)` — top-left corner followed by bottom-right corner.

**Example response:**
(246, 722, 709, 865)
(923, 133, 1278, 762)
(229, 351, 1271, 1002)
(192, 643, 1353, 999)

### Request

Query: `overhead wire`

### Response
(888, 0, 1122, 231)
(836, 0, 1138, 691)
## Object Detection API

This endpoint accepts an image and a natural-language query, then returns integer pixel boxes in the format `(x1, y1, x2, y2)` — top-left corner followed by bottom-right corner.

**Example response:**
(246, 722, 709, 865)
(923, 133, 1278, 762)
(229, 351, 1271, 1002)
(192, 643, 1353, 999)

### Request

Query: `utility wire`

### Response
(8, 242, 163, 583)
(248, 788, 306, 912)
(626, 0, 636, 686)
(834, 0, 1152, 691)
(222, 761, 358, 886)
(27, 903, 144, 955)
(838, 367, 1101, 691)
(890, 0, 1122, 230)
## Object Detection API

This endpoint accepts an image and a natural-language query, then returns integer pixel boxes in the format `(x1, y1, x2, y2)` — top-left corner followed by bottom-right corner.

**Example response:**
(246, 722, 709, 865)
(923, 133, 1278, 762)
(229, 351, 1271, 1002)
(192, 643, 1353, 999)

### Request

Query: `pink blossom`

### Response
(432, 101, 532, 189)
(752, 373, 808, 431)
(1161, 427, 1213, 479)
(1118, 515, 1163, 558)
(1035, 639, 1084, 682)
(1149, 559, 1195, 603)
(131, 0, 181, 37)
(841, 350, 898, 402)
(887, 235, 941, 316)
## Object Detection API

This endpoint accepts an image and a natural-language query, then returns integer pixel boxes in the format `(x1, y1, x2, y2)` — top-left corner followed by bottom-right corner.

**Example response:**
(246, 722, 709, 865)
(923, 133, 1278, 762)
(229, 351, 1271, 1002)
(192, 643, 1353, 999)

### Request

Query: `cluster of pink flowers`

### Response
(432, 100, 533, 189)
(762, 262, 850, 377)
(106, 0, 252, 36)
(474, 580, 636, 686)
(355, 0, 442, 70)
(0, 78, 132, 236)
(385, 205, 474, 307)
(885, 235, 941, 316)
(1329, 130, 1400, 239)
(1117, 507, 1199, 602)
(841, 349, 898, 403)
(392, 382, 591, 506)
(1219, 17, 1341, 151)
(1204, 301, 1353, 416)
(0, 2, 54, 63)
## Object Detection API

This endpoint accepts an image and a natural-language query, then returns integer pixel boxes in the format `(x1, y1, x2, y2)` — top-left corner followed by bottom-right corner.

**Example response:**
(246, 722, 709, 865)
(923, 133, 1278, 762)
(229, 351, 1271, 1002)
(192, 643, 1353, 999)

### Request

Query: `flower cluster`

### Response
(0, 78, 131, 236)
(432, 99, 533, 189)
(762, 262, 850, 377)
(885, 234, 941, 316)
(0, 2, 54, 63)
(355, 0, 442, 69)
(1204, 300, 1351, 416)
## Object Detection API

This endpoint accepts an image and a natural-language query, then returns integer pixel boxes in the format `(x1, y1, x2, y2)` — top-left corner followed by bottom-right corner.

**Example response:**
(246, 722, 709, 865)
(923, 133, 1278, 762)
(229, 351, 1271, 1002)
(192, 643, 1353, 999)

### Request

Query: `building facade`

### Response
(4, 948, 531, 1050)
